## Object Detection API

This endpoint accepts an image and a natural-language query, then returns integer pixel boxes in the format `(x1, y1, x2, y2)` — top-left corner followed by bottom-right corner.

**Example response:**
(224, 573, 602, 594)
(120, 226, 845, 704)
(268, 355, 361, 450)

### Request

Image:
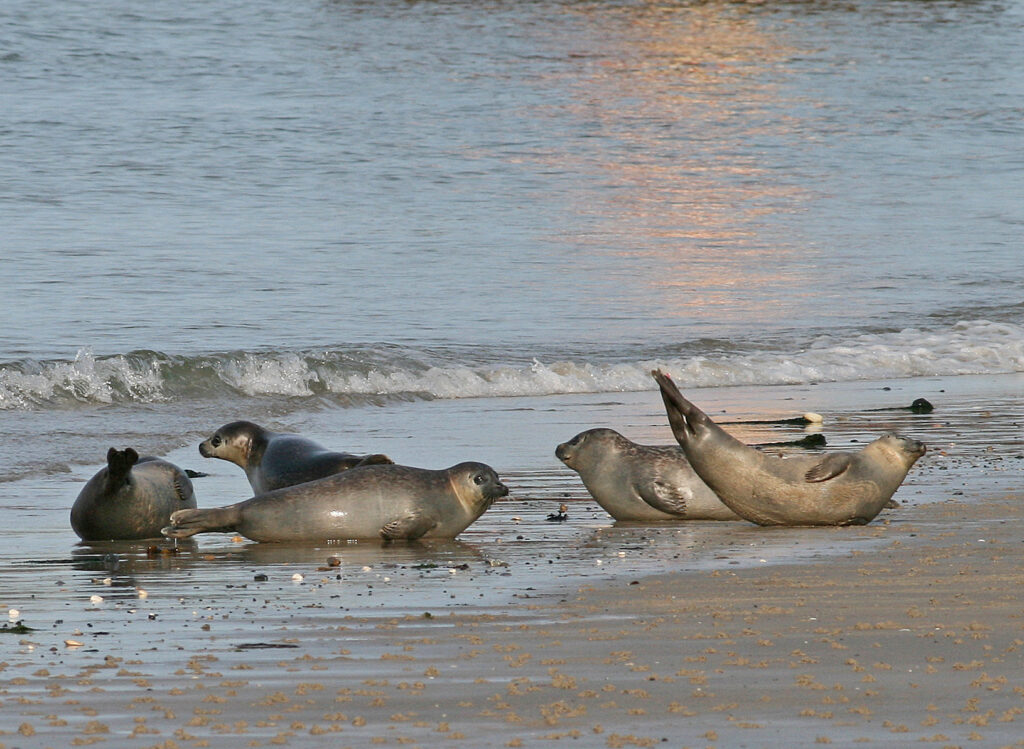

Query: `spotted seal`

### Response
(199, 420, 393, 493)
(162, 462, 507, 542)
(556, 428, 740, 521)
(71, 448, 197, 541)
(652, 370, 926, 526)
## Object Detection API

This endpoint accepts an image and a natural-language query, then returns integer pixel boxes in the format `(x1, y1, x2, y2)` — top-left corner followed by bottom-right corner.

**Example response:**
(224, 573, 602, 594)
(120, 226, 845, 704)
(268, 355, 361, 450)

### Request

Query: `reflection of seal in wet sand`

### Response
(556, 428, 740, 522)
(163, 462, 507, 542)
(653, 370, 926, 526)
(71, 448, 197, 541)
(199, 421, 393, 493)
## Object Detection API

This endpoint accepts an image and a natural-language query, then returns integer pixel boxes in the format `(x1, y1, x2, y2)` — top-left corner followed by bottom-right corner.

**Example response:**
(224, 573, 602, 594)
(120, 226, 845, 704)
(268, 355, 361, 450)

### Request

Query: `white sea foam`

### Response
(0, 321, 1020, 410)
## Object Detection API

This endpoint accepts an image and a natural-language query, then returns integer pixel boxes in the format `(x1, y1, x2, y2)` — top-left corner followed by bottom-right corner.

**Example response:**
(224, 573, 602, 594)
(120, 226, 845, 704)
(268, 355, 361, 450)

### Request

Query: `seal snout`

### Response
(198, 441, 212, 458)
(555, 442, 572, 463)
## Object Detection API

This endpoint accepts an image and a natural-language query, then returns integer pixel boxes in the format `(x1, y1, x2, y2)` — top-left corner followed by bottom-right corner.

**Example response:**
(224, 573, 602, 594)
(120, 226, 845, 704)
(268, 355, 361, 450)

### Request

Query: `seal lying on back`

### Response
(556, 428, 740, 521)
(652, 370, 926, 526)
(71, 448, 197, 541)
(199, 421, 393, 493)
(162, 462, 507, 542)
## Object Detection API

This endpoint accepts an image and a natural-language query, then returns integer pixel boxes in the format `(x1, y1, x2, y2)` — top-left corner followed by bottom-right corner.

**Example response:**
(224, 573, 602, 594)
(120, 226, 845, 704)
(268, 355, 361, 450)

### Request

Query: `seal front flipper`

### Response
(804, 453, 854, 483)
(636, 480, 689, 517)
(379, 512, 438, 541)
(355, 453, 394, 468)
(162, 506, 242, 539)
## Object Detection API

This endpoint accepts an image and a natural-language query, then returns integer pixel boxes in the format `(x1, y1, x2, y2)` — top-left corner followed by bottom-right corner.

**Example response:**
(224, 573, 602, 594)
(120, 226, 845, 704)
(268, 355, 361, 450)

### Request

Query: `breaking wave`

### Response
(1, 320, 1021, 411)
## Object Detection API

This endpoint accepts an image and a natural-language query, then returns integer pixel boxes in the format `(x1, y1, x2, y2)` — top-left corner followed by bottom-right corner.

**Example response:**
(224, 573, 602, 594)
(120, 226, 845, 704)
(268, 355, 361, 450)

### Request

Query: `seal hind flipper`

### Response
(652, 370, 700, 441)
(636, 480, 689, 517)
(162, 507, 242, 539)
(804, 453, 854, 483)
(355, 454, 394, 468)
(379, 512, 437, 541)
(106, 447, 140, 485)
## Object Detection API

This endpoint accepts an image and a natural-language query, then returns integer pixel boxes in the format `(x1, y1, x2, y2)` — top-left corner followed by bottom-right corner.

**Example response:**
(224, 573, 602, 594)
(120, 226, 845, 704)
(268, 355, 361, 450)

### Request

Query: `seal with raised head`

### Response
(162, 462, 507, 542)
(71, 448, 197, 541)
(652, 370, 926, 526)
(199, 421, 393, 494)
(556, 428, 740, 521)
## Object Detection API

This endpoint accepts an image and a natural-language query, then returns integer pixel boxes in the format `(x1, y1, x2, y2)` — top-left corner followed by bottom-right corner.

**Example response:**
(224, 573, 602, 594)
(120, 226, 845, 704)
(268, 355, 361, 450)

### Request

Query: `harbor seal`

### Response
(71, 448, 197, 541)
(199, 421, 393, 493)
(556, 428, 740, 521)
(162, 462, 507, 542)
(652, 370, 926, 526)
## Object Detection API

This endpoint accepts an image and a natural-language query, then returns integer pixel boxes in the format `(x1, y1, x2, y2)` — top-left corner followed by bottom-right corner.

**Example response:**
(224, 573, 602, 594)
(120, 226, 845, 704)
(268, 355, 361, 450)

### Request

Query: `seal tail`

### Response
(161, 506, 242, 539)
(652, 369, 701, 442)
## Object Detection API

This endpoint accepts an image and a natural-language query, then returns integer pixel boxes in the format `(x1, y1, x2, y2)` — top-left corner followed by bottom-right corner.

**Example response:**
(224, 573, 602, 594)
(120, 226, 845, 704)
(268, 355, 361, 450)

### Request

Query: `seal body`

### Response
(652, 370, 926, 526)
(71, 448, 197, 541)
(199, 421, 393, 493)
(163, 462, 507, 542)
(556, 428, 739, 521)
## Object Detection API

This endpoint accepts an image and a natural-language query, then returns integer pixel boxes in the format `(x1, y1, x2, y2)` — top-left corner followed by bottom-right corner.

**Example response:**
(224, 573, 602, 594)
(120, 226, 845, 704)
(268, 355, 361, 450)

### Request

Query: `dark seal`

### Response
(71, 448, 197, 541)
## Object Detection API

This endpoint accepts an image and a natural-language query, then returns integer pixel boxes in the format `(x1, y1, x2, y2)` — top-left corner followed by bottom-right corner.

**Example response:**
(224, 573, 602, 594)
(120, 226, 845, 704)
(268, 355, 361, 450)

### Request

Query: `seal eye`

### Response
(473, 473, 487, 486)
(211, 436, 221, 447)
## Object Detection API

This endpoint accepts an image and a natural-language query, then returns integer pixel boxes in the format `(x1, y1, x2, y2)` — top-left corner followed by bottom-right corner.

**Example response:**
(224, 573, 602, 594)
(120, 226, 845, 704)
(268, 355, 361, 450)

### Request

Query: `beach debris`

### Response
(327, 556, 341, 567)
(235, 642, 299, 650)
(867, 398, 934, 414)
(89, 595, 104, 605)
(291, 573, 304, 582)
(545, 503, 569, 522)
(254, 573, 268, 582)
(137, 589, 148, 599)
(184, 469, 209, 478)
(487, 559, 509, 568)
(721, 413, 823, 426)
(8, 608, 19, 620)
(64, 639, 84, 648)
(754, 434, 827, 450)
(1, 621, 34, 634)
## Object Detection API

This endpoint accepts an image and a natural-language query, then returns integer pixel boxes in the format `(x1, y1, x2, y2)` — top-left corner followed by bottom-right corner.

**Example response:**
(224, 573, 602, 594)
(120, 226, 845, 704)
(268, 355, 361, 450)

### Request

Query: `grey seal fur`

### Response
(71, 448, 197, 541)
(653, 370, 926, 526)
(199, 420, 393, 493)
(162, 462, 507, 542)
(556, 428, 740, 521)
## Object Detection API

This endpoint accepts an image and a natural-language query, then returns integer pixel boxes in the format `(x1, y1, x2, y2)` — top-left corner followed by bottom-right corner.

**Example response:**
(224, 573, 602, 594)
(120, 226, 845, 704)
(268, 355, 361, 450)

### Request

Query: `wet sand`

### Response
(2, 374, 1022, 747)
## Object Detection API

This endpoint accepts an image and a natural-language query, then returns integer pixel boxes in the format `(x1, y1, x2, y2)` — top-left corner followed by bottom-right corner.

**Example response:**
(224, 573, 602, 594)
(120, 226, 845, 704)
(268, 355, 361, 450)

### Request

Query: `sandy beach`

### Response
(3, 494, 1024, 748)
(3, 374, 1022, 749)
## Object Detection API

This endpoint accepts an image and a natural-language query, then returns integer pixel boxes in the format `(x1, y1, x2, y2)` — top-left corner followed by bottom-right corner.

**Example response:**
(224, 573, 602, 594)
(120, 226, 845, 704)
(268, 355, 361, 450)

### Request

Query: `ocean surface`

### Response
(2, 0, 1022, 623)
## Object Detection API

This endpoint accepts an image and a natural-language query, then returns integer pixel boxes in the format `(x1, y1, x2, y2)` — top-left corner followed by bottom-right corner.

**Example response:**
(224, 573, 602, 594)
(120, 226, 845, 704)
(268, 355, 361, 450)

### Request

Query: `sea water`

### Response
(1, 0, 1022, 618)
